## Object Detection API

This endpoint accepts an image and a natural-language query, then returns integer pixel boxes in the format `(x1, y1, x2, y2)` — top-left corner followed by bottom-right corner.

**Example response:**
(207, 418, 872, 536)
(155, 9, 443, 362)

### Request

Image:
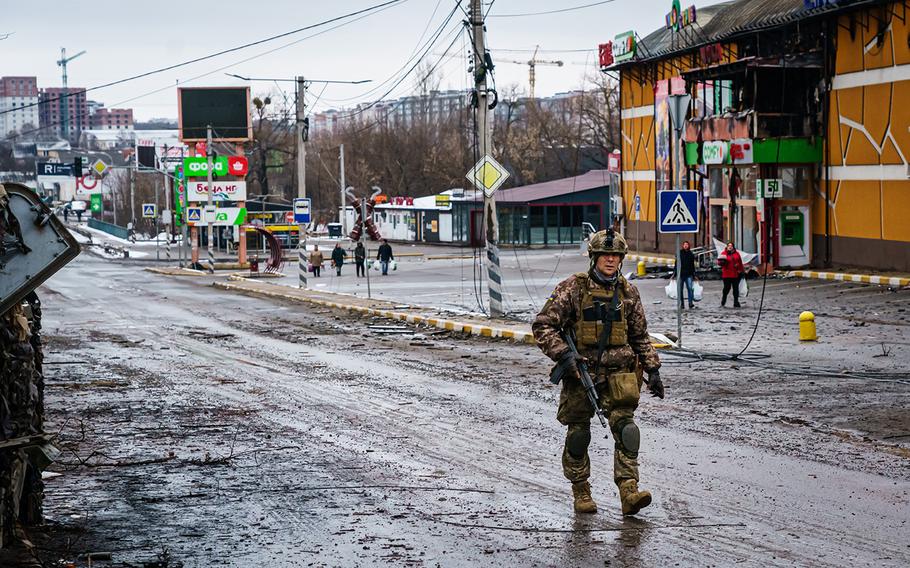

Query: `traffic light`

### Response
(73, 156, 83, 177)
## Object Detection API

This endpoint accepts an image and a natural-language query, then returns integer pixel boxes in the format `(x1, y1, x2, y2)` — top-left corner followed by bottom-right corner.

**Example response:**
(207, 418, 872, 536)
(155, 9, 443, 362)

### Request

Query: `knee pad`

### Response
(612, 419, 640, 458)
(566, 427, 591, 459)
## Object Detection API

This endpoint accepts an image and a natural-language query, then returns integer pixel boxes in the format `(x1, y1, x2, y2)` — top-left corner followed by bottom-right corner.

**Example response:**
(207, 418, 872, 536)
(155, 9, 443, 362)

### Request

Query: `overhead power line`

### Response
(0, 0, 406, 117)
(333, 3, 463, 121)
(4, 0, 403, 141)
(487, 0, 616, 18)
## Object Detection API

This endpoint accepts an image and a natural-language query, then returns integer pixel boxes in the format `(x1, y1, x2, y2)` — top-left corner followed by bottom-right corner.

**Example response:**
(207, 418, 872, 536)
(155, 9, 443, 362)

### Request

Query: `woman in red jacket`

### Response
(718, 241, 745, 307)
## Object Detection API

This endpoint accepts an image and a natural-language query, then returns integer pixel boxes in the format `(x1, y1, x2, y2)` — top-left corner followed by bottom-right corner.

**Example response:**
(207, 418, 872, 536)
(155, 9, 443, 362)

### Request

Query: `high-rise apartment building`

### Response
(38, 87, 88, 141)
(89, 108, 134, 131)
(0, 76, 39, 137)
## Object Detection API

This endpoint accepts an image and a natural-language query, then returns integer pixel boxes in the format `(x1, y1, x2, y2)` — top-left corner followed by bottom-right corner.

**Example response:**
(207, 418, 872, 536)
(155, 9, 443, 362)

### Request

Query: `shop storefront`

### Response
(688, 137, 821, 267)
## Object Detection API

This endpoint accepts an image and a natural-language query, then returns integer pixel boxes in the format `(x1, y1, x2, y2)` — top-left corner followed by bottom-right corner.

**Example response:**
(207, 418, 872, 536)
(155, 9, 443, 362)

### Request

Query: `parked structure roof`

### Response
(621, 0, 872, 65)
(497, 170, 612, 203)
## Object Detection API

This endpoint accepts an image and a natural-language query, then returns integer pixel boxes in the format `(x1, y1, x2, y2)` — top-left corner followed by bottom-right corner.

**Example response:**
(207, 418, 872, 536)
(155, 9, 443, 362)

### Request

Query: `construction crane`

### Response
(506, 46, 563, 99)
(57, 47, 86, 140)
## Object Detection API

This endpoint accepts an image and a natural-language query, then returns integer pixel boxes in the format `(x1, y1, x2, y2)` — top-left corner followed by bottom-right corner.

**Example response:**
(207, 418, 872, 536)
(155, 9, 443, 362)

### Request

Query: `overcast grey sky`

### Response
(3, 0, 717, 121)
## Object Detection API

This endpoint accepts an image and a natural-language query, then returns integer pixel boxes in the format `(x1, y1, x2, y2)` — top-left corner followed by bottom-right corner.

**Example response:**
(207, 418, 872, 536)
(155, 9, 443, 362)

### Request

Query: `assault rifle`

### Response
(549, 330, 609, 431)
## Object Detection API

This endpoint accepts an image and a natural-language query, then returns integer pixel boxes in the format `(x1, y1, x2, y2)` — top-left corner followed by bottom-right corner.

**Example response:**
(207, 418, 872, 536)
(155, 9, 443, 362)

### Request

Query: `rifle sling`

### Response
(594, 288, 621, 377)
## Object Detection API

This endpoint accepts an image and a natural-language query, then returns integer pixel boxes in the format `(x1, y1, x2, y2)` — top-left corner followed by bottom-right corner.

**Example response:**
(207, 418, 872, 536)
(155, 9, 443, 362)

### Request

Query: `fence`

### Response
(88, 217, 129, 240)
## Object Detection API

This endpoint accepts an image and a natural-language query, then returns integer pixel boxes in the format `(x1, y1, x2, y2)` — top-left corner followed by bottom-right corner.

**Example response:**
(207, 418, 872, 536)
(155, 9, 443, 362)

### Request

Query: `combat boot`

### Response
(618, 479, 652, 516)
(571, 481, 598, 514)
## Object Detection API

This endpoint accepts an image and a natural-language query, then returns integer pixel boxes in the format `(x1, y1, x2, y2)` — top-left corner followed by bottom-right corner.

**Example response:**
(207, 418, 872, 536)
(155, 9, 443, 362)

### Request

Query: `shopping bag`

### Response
(307, 262, 314, 273)
(390, 260, 398, 271)
(738, 278, 749, 298)
(664, 279, 678, 300)
(693, 281, 704, 301)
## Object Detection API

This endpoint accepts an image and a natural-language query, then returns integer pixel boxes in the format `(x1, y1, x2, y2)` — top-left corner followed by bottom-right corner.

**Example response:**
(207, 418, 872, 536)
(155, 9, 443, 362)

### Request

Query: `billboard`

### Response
(185, 181, 247, 202)
(178, 87, 251, 142)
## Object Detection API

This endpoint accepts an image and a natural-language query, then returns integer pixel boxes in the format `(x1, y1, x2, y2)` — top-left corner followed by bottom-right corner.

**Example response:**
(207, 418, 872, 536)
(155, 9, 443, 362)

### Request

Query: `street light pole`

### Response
(339, 143, 346, 235)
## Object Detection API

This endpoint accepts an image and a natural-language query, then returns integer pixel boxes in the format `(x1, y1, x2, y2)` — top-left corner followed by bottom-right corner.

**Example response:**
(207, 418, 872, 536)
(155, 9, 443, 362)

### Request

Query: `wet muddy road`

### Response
(18, 255, 910, 567)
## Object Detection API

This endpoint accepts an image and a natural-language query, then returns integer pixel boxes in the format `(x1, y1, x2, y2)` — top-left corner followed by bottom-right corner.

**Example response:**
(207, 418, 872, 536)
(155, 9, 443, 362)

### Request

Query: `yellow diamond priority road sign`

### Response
(90, 159, 109, 177)
(466, 155, 509, 198)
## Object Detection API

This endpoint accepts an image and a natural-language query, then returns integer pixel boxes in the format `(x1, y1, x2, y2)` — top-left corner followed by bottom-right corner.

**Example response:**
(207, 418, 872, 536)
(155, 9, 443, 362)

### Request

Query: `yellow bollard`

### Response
(637, 260, 647, 277)
(799, 311, 817, 341)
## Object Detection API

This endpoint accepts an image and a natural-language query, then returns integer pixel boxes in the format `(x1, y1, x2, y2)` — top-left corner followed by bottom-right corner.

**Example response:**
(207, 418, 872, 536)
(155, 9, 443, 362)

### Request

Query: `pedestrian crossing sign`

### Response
(186, 207, 202, 224)
(658, 190, 699, 233)
(142, 203, 157, 218)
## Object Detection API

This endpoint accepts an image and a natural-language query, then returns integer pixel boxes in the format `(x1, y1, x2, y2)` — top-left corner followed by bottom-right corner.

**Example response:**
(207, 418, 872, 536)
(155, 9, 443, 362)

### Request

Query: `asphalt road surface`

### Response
(12, 254, 910, 567)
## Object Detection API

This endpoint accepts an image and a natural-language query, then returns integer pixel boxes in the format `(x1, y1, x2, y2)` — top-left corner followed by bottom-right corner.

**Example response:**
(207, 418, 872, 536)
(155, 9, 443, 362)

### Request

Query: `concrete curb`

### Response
(212, 278, 676, 348)
(213, 280, 536, 343)
(145, 267, 208, 276)
(786, 270, 910, 287)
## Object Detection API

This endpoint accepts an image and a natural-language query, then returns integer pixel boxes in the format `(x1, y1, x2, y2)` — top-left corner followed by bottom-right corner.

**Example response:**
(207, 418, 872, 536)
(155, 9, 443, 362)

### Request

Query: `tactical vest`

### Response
(574, 272, 628, 349)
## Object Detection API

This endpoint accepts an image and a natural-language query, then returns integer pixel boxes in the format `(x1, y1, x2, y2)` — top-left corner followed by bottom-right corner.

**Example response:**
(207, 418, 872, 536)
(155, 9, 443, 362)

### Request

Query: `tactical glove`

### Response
(646, 370, 665, 399)
(559, 351, 588, 380)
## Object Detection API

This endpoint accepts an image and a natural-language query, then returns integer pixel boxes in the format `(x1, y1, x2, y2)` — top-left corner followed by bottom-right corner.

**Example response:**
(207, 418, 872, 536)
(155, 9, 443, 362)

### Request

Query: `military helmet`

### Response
(587, 229, 628, 257)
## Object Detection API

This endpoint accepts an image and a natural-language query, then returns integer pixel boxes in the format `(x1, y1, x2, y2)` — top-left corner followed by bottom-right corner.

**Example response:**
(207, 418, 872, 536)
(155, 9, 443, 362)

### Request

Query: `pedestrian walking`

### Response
(678, 240, 696, 309)
(331, 242, 347, 276)
(719, 241, 745, 308)
(532, 229, 664, 517)
(309, 245, 324, 278)
(75, 209, 83, 222)
(354, 241, 366, 277)
(62, 204, 70, 222)
(377, 239, 394, 276)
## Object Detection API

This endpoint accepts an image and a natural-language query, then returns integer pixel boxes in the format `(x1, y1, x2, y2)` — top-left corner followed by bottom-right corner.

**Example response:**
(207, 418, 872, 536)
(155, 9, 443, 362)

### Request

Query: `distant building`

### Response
(89, 107, 134, 131)
(38, 87, 89, 142)
(0, 76, 39, 137)
(310, 90, 469, 136)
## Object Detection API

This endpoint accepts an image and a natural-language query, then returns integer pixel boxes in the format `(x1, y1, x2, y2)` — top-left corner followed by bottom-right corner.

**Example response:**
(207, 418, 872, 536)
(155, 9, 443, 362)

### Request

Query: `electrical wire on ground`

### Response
(660, 348, 910, 386)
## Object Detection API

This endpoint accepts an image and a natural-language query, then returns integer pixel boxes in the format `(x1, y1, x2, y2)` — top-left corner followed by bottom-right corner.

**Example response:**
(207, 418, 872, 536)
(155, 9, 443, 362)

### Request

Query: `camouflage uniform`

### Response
(532, 231, 660, 513)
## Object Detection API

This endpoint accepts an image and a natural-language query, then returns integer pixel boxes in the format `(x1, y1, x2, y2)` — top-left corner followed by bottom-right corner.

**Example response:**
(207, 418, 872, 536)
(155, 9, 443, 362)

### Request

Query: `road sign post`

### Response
(659, 189, 699, 347)
(465, 153, 510, 316)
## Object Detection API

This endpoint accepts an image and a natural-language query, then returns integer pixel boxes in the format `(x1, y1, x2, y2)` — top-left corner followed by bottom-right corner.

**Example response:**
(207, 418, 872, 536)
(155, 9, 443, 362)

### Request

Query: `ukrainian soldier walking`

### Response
(533, 229, 665, 515)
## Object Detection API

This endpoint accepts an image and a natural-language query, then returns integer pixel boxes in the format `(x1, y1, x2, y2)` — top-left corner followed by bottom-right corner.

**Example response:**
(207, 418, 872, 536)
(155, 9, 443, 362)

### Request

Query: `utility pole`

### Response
(206, 125, 215, 274)
(339, 144, 346, 234)
(296, 76, 308, 289)
(471, 0, 503, 316)
(57, 47, 86, 141)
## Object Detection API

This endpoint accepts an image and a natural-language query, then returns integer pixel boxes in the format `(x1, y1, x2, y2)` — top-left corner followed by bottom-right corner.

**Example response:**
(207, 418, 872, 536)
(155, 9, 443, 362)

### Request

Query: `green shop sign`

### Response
(686, 137, 823, 165)
(613, 31, 636, 63)
(182, 156, 229, 177)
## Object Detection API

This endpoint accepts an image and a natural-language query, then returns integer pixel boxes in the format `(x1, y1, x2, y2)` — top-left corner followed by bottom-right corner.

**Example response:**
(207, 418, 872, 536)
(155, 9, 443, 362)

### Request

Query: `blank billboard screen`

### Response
(179, 87, 250, 141)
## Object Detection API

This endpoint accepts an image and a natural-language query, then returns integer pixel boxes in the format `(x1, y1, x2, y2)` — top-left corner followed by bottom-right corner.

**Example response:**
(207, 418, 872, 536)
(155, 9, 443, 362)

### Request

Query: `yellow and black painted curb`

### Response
(212, 277, 676, 348)
(786, 270, 910, 287)
(626, 253, 675, 267)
